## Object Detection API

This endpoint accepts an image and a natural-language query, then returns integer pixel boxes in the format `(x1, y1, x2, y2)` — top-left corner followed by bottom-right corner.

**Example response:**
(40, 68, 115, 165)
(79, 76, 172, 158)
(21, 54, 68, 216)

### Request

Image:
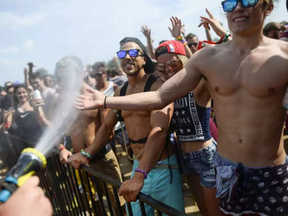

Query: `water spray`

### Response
(0, 148, 46, 203)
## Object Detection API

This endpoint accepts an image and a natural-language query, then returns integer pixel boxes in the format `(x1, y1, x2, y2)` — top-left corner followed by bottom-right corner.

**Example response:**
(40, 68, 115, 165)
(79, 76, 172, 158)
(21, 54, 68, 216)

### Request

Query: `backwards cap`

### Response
(155, 40, 186, 59)
(119, 37, 155, 74)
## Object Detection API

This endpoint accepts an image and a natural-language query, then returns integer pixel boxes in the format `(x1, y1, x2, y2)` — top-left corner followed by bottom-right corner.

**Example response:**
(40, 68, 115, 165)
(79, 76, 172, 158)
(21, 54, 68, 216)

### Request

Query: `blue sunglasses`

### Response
(221, 0, 259, 12)
(117, 49, 143, 59)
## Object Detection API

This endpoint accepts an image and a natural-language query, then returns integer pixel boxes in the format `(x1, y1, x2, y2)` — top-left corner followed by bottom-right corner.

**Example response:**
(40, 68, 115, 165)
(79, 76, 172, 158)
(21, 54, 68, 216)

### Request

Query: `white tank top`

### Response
(102, 81, 114, 97)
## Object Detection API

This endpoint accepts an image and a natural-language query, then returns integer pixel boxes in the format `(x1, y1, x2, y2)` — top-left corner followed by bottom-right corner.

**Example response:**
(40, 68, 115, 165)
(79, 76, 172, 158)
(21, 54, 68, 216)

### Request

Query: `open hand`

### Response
(198, 8, 226, 37)
(75, 85, 104, 110)
(168, 16, 182, 38)
(140, 25, 152, 39)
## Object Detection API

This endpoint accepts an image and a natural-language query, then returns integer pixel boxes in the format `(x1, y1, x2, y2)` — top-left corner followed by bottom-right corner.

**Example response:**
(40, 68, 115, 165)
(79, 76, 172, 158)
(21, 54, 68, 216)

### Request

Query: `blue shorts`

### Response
(127, 154, 185, 216)
(181, 139, 217, 188)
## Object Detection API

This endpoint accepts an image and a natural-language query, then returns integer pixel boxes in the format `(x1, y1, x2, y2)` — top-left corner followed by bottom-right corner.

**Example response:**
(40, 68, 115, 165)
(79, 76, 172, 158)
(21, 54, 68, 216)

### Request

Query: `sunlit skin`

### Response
(30, 78, 46, 92)
(16, 87, 28, 103)
(157, 52, 219, 216)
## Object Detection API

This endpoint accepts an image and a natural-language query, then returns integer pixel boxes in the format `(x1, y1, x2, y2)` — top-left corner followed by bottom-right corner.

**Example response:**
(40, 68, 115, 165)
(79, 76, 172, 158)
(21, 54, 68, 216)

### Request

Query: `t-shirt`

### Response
(41, 87, 56, 117)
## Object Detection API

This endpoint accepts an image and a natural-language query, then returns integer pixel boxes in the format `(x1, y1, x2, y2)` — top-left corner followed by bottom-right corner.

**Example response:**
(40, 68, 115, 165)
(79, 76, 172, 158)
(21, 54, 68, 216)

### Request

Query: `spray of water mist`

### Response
(35, 65, 82, 156)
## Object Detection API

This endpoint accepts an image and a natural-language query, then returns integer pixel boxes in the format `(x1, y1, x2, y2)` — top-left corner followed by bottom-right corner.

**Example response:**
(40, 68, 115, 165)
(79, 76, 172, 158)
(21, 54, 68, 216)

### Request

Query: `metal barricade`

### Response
(0, 133, 188, 216)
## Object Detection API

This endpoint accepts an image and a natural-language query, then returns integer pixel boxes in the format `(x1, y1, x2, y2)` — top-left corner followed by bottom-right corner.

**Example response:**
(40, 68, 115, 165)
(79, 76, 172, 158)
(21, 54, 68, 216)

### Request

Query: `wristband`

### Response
(176, 36, 187, 46)
(217, 31, 231, 44)
(104, 96, 107, 109)
(134, 169, 147, 179)
(81, 149, 92, 162)
(59, 147, 65, 152)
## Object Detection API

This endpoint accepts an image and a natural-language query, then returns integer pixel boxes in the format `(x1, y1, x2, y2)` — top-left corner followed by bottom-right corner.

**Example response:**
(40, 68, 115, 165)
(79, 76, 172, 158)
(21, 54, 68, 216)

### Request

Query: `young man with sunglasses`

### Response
(76, 0, 288, 215)
(69, 37, 185, 215)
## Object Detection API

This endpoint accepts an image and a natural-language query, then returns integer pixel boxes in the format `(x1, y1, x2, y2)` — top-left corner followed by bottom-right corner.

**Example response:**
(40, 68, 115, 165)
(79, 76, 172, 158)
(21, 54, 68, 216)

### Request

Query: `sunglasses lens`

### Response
(128, 49, 139, 57)
(222, 0, 237, 12)
(117, 51, 127, 59)
(242, 0, 258, 8)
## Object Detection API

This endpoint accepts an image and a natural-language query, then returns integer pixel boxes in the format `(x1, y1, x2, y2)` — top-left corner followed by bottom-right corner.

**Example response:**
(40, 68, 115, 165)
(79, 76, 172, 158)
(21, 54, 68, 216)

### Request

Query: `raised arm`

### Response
(168, 16, 192, 58)
(75, 51, 204, 112)
(140, 25, 156, 59)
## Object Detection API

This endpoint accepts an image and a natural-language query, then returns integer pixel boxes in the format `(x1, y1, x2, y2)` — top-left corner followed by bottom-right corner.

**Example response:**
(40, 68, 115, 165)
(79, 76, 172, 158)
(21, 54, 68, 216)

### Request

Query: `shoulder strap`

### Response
(144, 75, 157, 92)
(120, 81, 129, 96)
(116, 81, 129, 122)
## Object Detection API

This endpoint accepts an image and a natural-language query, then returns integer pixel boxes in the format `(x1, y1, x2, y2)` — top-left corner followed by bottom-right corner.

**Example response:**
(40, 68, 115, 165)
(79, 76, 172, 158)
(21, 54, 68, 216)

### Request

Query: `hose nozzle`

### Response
(0, 148, 46, 203)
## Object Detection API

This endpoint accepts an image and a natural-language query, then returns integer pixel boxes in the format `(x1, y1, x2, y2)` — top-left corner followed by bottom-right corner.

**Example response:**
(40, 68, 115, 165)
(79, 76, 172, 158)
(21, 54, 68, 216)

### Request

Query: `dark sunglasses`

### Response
(90, 72, 104, 78)
(221, 0, 259, 12)
(117, 49, 143, 59)
(188, 42, 198, 48)
(156, 59, 180, 73)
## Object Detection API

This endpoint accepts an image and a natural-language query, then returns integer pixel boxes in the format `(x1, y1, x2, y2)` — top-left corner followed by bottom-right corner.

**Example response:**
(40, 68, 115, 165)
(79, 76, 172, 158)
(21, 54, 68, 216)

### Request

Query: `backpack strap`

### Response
(143, 75, 157, 92)
(115, 81, 129, 123)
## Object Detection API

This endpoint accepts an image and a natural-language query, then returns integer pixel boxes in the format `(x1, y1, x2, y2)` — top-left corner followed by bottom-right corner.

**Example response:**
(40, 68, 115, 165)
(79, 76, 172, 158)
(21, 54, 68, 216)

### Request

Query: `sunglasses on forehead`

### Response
(117, 49, 143, 59)
(221, 0, 259, 12)
(56, 58, 81, 71)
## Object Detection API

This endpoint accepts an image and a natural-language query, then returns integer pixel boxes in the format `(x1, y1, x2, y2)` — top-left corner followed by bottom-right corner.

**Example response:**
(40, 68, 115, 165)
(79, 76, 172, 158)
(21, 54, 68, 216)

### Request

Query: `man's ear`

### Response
(143, 56, 146, 65)
(264, 2, 274, 16)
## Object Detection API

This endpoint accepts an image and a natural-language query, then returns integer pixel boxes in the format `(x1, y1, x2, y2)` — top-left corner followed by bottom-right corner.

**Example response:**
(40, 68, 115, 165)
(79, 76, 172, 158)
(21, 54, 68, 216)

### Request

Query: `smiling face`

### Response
(119, 42, 146, 76)
(16, 87, 28, 103)
(156, 53, 183, 81)
(226, 0, 273, 36)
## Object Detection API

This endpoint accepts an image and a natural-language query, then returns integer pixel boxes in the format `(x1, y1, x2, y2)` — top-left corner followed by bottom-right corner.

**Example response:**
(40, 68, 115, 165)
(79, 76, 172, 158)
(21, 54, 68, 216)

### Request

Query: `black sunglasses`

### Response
(221, 0, 259, 12)
(117, 49, 143, 59)
(188, 42, 198, 48)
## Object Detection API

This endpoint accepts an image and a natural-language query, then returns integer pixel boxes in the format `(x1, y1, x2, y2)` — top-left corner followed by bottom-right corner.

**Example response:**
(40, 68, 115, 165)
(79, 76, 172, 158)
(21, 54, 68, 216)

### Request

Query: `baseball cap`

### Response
(119, 37, 155, 74)
(155, 40, 186, 59)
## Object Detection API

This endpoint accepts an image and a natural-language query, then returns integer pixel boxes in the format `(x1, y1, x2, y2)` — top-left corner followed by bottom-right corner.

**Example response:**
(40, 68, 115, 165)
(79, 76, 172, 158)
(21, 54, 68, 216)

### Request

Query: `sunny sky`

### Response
(0, 0, 286, 86)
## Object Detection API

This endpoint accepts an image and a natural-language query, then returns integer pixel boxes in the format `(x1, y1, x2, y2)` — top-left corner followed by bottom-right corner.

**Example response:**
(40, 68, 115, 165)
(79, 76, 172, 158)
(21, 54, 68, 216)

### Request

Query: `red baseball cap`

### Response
(155, 40, 186, 59)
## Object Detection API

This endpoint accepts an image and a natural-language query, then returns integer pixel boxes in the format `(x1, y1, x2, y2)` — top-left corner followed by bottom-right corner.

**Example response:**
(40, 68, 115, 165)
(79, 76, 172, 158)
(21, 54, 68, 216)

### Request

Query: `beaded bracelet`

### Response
(176, 36, 188, 46)
(81, 149, 92, 161)
(135, 169, 147, 179)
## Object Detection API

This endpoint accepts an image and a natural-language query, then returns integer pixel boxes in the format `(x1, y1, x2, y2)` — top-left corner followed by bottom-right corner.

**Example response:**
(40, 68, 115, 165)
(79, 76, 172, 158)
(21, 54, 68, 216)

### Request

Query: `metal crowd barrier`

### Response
(0, 133, 188, 216)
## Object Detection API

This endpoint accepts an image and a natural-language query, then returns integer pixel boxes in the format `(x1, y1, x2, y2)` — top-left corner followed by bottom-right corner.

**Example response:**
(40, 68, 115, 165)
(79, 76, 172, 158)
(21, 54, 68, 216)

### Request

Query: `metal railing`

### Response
(0, 133, 188, 216)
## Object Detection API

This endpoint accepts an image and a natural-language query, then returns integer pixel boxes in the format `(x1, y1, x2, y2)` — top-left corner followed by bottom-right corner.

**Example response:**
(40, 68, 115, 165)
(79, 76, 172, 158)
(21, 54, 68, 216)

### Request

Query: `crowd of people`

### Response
(1, 0, 288, 215)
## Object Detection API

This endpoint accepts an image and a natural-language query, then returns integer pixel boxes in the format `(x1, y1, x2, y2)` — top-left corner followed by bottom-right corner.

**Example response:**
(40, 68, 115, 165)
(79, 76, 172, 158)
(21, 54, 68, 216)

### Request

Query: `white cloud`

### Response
(23, 39, 35, 50)
(0, 12, 45, 29)
(0, 59, 14, 66)
(0, 46, 18, 53)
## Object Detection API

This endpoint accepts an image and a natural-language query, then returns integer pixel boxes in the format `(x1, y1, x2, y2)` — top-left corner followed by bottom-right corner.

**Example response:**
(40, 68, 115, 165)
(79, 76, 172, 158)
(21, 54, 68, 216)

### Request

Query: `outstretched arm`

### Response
(75, 51, 204, 112)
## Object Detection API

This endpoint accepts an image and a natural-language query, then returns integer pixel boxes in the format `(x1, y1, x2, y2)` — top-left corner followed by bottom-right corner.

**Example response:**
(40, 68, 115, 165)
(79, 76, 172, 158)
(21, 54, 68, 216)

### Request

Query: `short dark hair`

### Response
(107, 67, 121, 78)
(263, 22, 280, 36)
(30, 71, 46, 80)
(92, 62, 106, 71)
(185, 33, 198, 41)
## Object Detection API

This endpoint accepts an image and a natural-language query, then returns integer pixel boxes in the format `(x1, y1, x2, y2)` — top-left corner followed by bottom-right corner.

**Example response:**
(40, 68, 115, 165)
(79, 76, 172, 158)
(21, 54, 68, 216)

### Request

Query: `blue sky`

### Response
(0, 0, 286, 86)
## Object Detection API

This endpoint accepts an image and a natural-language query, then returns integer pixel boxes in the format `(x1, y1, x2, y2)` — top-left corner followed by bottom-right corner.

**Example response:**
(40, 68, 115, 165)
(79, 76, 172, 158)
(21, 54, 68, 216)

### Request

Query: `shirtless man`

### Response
(54, 56, 125, 215)
(75, 1, 288, 215)
(68, 37, 185, 215)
